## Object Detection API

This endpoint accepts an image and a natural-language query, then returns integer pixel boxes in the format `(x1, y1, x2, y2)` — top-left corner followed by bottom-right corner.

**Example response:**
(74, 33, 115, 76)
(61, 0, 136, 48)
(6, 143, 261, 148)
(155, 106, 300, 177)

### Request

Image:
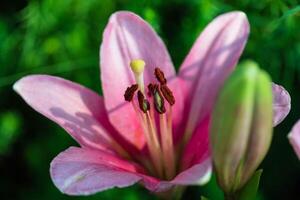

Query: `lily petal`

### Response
(100, 11, 180, 150)
(50, 146, 212, 195)
(178, 11, 249, 137)
(288, 120, 300, 159)
(170, 158, 211, 186)
(13, 75, 125, 153)
(152, 158, 212, 192)
(50, 147, 144, 195)
(181, 116, 210, 170)
(272, 83, 291, 126)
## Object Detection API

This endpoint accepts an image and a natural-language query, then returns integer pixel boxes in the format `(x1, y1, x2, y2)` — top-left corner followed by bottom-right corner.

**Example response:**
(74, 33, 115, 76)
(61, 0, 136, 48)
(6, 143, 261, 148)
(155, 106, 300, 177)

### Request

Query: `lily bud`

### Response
(210, 61, 273, 194)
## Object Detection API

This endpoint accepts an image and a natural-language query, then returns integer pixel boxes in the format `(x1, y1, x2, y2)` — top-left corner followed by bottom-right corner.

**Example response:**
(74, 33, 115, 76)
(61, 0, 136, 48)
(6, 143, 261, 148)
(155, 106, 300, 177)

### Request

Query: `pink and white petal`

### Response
(50, 147, 145, 195)
(13, 75, 124, 153)
(288, 120, 300, 159)
(272, 83, 291, 126)
(170, 158, 212, 186)
(100, 11, 182, 150)
(178, 11, 250, 138)
(151, 158, 212, 192)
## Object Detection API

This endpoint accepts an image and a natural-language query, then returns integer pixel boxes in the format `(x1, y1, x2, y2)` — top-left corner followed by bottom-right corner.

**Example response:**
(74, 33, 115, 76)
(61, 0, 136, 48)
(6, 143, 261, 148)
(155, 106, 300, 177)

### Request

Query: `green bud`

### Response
(210, 61, 273, 194)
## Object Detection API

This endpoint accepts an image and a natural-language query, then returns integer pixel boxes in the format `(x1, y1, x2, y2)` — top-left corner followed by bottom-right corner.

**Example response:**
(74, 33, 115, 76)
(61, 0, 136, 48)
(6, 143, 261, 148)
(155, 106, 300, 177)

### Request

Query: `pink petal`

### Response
(177, 11, 249, 138)
(288, 120, 300, 159)
(180, 116, 210, 170)
(169, 158, 211, 186)
(13, 75, 125, 153)
(272, 83, 291, 126)
(151, 158, 212, 192)
(50, 146, 212, 195)
(145, 117, 212, 191)
(100, 11, 183, 150)
(50, 147, 144, 195)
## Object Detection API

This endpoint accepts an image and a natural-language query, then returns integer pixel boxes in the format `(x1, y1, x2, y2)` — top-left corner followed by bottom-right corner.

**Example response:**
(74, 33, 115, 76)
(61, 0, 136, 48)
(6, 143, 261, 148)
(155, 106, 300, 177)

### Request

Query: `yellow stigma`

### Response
(130, 59, 145, 75)
(130, 59, 146, 93)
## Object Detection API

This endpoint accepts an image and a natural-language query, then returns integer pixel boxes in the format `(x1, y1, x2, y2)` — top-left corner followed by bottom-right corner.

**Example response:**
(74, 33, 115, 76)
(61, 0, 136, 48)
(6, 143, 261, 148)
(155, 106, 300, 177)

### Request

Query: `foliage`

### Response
(0, 0, 299, 199)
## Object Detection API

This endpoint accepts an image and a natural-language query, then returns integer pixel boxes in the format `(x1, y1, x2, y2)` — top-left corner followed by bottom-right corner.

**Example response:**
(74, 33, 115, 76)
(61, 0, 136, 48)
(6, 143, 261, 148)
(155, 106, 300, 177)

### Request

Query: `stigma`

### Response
(130, 59, 146, 92)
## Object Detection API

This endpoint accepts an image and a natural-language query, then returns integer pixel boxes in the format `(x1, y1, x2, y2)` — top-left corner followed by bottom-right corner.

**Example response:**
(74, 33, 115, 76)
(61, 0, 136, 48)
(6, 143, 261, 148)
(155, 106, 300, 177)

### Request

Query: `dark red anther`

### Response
(154, 68, 167, 84)
(147, 83, 154, 96)
(124, 84, 138, 101)
(148, 83, 159, 96)
(137, 91, 150, 113)
(160, 84, 175, 106)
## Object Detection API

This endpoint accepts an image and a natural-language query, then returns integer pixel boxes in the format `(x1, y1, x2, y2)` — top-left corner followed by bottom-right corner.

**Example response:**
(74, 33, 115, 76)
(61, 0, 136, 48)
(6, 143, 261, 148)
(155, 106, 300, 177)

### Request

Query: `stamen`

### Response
(150, 84, 166, 114)
(130, 59, 146, 92)
(137, 90, 150, 113)
(160, 84, 175, 106)
(124, 66, 178, 180)
(147, 83, 154, 96)
(124, 84, 138, 101)
(160, 111, 176, 180)
(136, 90, 163, 178)
(145, 113, 164, 178)
(154, 67, 167, 84)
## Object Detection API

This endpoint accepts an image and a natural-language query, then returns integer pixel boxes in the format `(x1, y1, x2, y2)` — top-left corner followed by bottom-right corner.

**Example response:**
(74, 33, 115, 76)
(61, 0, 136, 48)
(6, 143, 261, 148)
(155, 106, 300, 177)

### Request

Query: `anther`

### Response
(137, 90, 150, 113)
(124, 84, 139, 101)
(154, 68, 167, 84)
(152, 85, 166, 114)
(147, 83, 155, 96)
(160, 84, 175, 106)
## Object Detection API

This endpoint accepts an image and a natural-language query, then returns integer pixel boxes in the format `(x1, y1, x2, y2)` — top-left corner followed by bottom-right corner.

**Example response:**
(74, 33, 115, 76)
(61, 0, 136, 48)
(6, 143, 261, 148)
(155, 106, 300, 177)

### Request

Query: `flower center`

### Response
(124, 59, 176, 180)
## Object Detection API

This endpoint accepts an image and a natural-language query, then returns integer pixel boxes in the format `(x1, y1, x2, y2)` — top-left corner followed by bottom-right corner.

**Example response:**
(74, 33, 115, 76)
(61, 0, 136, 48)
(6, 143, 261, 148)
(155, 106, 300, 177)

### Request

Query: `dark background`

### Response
(0, 0, 299, 199)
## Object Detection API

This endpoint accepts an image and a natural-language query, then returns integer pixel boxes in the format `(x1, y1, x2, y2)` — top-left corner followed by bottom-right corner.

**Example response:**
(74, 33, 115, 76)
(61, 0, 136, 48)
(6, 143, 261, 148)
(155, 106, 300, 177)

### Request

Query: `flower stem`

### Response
(156, 186, 185, 200)
(224, 193, 238, 200)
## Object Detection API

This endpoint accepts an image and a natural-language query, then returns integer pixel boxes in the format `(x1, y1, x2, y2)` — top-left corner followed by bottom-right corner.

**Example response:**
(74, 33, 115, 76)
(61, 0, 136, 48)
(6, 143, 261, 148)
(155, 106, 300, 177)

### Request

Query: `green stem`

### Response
(156, 186, 185, 200)
(224, 193, 237, 200)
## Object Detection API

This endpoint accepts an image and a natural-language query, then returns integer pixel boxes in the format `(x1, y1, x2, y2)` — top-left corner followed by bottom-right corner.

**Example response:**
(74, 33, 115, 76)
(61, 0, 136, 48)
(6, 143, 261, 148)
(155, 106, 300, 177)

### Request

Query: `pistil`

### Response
(130, 59, 146, 93)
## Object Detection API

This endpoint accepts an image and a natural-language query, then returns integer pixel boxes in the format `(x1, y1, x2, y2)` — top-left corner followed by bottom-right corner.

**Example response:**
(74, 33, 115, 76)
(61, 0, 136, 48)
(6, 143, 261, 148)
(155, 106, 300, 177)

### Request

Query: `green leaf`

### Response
(201, 196, 209, 200)
(0, 111, 22, 154)
(237, 169, 263, 200)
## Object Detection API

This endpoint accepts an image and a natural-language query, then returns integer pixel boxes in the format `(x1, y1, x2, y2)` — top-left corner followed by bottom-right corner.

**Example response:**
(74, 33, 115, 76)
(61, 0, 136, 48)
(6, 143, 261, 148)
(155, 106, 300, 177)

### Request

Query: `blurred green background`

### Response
(0, 0, 299, 199)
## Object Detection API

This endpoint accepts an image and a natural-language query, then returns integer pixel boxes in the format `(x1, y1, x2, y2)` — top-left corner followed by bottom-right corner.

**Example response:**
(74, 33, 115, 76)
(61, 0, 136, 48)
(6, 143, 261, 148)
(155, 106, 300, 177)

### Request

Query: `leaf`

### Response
(201, 196, 209, 200)
(279, 6, 300, 21)
(237, 169, 263, 200)
(267, 5, 300, 32)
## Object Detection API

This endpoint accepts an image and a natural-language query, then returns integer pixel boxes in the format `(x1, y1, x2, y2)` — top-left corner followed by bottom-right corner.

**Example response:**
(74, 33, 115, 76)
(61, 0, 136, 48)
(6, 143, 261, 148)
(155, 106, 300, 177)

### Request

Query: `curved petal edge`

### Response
(288, 120, 300, 160)
(272, 83, 291, 126)
(50, 147, 143, 195)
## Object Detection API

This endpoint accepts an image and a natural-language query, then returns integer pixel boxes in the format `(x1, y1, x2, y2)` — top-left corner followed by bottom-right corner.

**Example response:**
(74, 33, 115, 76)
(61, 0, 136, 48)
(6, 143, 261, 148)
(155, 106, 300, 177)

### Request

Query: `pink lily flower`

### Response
(13, 11, 290, 195)
(289, 120, 300, 159)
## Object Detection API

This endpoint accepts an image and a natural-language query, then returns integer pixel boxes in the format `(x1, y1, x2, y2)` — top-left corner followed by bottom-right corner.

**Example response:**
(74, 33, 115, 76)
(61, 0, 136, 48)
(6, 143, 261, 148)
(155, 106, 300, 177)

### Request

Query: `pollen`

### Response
(124, 84, 139, 101)
(137, 90, 150, 113)
(148, 84, 166, 114)
(160, 84, 175, 105)
(154, 68, 167, 84)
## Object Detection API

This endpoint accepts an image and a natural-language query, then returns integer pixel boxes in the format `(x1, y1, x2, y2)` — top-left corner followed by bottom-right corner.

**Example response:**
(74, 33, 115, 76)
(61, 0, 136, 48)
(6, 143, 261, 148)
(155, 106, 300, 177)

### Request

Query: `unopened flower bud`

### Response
(210, 61, 273, 194)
